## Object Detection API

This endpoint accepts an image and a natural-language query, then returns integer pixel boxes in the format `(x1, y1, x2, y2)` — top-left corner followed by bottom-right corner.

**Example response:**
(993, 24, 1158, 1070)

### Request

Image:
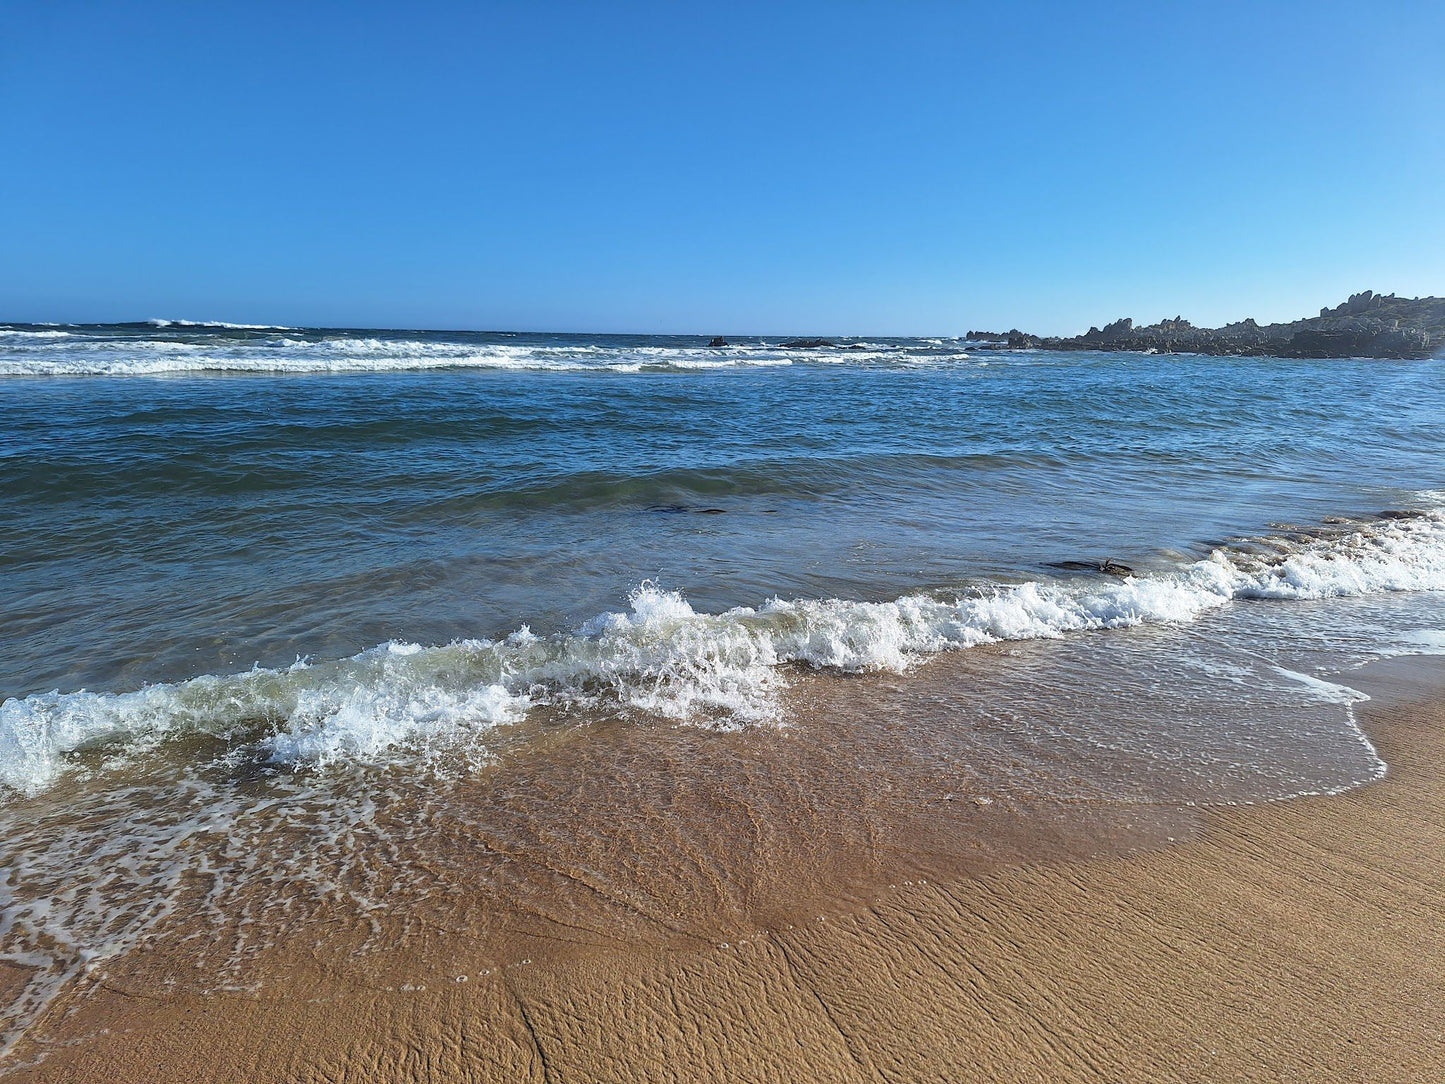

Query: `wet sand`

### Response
(6, 654, 1444, 1083)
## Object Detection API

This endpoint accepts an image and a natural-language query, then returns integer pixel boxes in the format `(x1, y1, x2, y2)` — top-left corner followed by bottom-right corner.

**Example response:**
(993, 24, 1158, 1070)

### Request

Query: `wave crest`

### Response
(0, 328, 975, 376)
(2, 510, 1443, 796)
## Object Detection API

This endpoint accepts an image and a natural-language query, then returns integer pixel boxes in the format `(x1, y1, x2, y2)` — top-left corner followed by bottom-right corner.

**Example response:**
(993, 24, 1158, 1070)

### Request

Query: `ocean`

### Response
(2, 320, 1443, 1060)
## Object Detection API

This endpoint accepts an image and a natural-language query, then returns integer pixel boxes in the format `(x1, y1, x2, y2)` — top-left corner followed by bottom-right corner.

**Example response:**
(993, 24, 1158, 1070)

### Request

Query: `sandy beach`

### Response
(3, 653, 1440, 1083)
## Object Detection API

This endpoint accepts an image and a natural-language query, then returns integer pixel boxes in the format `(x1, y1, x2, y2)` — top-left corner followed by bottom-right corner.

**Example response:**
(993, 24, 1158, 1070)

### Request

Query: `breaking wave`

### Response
(0, 324, 971, 376)
(3, 509, 1443, 797)
(146, 319, 296, 330)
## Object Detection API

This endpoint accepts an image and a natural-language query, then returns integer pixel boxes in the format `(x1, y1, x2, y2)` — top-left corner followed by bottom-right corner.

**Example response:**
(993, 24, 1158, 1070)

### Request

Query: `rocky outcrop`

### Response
(1005, 291, 1445, 359)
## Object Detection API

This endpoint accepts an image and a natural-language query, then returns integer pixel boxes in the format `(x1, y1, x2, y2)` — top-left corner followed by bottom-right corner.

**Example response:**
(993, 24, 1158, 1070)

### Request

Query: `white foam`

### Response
(146, 318, 294, 330)
(2, 510, 1443, 797)
(1402, 629, 1445, 653)
(0, 329, 73, 340)
(1270, 667, 1368, 705)
(0, 329, 979, 377)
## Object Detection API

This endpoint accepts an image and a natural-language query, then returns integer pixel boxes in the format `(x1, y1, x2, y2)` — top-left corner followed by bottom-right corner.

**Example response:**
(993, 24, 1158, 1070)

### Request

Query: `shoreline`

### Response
(6, 653, 1445, 1082)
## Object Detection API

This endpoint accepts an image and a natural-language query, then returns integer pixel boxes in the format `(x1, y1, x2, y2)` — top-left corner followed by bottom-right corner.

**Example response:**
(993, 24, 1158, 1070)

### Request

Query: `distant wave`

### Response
(146, 318, 296, 330)
(0, 330, 976, 376)
(4, 507, 1442, 797)
(0, 328, 74, 340)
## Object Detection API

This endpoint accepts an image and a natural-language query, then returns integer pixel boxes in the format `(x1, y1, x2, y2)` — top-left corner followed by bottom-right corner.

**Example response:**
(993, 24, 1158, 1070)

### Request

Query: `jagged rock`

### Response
(1284, 324, 1430, 359)
(707, 336, 728, 348)
(993, 293, 1444, 360)
(1079, 318, 1134, 345)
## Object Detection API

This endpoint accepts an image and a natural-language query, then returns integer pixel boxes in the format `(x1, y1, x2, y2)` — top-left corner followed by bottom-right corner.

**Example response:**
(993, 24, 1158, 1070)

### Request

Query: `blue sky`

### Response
(3, 1, 1442, 334)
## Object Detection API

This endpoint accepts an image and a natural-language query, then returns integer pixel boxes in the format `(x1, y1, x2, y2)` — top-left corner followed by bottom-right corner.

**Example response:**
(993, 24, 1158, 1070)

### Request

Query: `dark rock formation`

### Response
(998, 291, 1445, 359)
(778, 338, 836, 349)
(707, 336, 728, 347)
(1080, 317, 1134, 344)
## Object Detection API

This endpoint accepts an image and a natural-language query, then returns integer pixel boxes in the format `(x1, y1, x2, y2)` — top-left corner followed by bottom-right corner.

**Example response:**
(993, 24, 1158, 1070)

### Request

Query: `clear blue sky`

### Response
(3, 1, 1442, 334)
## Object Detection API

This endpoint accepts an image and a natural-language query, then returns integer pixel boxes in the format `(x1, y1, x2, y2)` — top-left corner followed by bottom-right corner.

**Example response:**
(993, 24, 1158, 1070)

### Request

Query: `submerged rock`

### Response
(1053, 558, 1136, 576)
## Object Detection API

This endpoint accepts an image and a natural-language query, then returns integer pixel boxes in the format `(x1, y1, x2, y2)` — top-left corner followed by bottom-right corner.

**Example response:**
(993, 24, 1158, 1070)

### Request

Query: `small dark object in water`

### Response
(778, 338, 835, 349)
(1053, 558, 1134, 576)
(708, 336, 728, 347)
(644, 504, 727, 515)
